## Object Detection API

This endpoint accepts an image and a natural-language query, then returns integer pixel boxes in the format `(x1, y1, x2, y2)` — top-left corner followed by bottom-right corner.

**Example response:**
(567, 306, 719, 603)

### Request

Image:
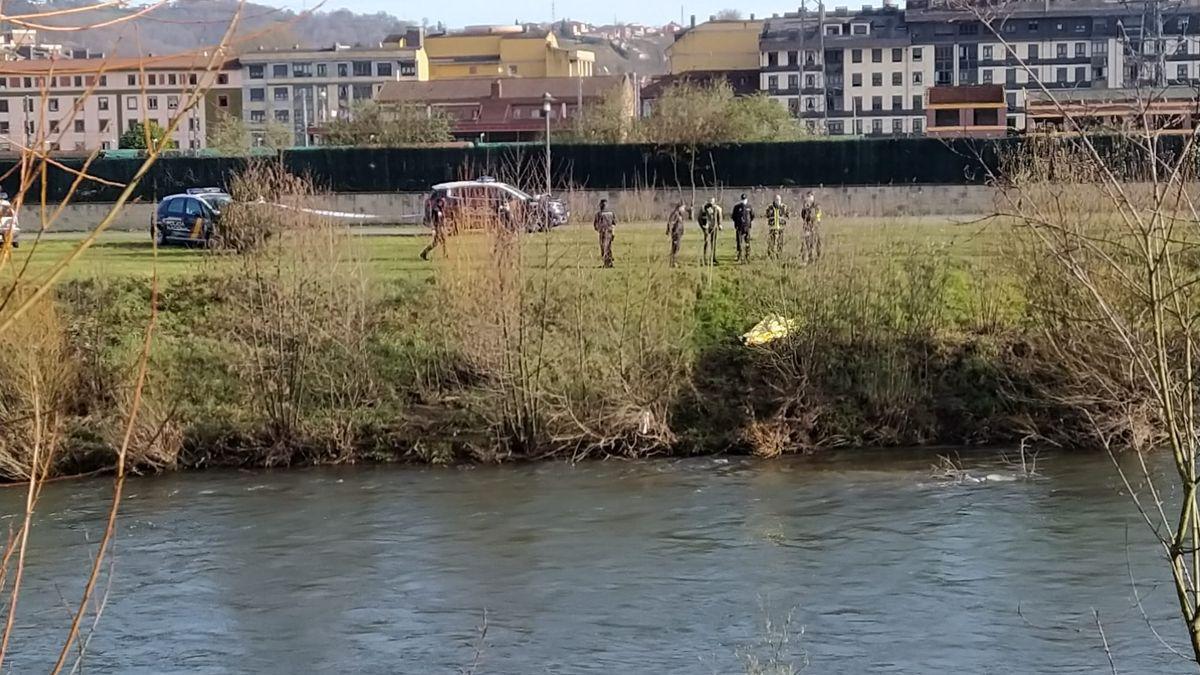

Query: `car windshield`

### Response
(503, 184, 533, 201)
(198, 194, 232, 212)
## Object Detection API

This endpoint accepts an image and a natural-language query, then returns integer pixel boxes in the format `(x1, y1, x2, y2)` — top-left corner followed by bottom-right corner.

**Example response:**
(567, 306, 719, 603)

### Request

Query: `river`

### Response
(1, 451, 1193, 674)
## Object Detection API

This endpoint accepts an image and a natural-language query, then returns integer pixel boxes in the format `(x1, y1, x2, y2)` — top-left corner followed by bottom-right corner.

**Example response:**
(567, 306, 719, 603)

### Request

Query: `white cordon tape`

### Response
(267, 202, 384, 221)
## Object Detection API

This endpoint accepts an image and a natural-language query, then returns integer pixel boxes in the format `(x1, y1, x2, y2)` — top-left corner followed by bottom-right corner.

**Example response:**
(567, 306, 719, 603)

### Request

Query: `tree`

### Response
(263, 121, 294, 151)
(716, 9, 743, 20)
(638, 80, 801, 145)
(560, 86, 634, 144)
(321, 102, 452, 147)
(207, 111, 252, 155)
(118, 120, 172, 150)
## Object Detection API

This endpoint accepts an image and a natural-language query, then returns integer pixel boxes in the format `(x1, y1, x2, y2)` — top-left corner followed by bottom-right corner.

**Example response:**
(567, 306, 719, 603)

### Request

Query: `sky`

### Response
(281, 0, 796, 28)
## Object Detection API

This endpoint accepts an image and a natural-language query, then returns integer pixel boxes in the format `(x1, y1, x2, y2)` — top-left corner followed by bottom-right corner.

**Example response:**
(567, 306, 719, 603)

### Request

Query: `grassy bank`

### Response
(0, 216, 1065, 480)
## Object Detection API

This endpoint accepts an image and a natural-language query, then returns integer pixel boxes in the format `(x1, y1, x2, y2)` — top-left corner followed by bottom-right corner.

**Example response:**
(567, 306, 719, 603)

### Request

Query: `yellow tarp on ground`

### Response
(740, 314, 796, 346)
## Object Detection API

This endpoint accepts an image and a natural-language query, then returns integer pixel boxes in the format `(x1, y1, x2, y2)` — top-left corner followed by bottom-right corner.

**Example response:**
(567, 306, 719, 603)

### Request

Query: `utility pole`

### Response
(301, 88, 310, 147)
(542, 92, 553, 199)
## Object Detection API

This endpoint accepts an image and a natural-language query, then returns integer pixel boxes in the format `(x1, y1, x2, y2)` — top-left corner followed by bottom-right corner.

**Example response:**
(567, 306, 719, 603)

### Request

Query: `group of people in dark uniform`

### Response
(594, 191, 823, 269)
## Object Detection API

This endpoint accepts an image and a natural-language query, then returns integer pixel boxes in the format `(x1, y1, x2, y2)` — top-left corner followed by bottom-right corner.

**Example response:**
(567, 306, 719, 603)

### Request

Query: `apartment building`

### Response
(759, 6, 931, 135)
(0, 53, 240, 153)
(745, 0, 1200, 136)
(238, 32, 426, 147)
(423, 26, 594, 80)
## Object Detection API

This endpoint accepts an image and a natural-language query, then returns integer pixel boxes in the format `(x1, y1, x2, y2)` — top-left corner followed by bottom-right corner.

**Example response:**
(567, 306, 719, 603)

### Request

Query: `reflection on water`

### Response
(1, 451, 1193, 674)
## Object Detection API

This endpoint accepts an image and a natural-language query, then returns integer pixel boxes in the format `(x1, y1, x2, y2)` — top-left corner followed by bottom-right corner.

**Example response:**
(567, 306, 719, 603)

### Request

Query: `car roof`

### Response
(162, 192, 230, 201)
(431, 180, 518, 191)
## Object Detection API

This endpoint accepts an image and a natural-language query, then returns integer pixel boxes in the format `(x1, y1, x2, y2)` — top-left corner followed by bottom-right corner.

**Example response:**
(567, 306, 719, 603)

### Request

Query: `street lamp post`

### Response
(542, 92, 553, 200)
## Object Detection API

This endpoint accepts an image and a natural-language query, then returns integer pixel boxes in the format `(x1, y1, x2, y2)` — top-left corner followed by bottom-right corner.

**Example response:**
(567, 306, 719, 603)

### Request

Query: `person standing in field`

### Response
(667, 201, 689, 268)
(800, 191, 823, 263)
(765, 194, 789, 259)
(732, 193, 755, 263)
(699, 197, 723, 265)
(594, 198, 616, 268)
(420, 195, 448, 261)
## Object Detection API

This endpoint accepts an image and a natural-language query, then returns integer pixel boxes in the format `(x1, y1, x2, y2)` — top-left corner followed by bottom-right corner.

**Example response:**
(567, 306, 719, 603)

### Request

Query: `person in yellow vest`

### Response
(765, 194, 790, 259)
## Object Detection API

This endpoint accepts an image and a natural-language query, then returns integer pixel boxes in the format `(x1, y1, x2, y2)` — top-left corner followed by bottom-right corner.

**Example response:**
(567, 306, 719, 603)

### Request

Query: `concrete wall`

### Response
(41, 184, 1000, 232)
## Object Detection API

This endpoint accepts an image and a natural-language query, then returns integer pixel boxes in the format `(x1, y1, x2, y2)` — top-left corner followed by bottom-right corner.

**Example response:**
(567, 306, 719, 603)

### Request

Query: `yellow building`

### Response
(667, 20, 763, 74)
(424, 26, 595, 80)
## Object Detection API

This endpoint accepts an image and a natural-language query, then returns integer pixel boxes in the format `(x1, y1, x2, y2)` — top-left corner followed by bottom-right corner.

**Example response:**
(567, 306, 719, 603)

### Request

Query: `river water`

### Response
(1, 452, 1194, 674)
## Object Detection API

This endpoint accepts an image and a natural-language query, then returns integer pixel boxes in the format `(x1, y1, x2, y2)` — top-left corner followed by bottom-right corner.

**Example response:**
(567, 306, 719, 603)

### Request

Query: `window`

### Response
(788, 74, 798, 90)
(1007, 68, 1017, 85)
(1093, 40, 1108, 54)
(352, 61, 371, 77)
(188, 117, 199, 131)
(250, 110, 265, 123)
(338, 85, 349, 100)
(912, 94, 922, 109)
(189, 74, 197, 85)
(852, 95, 862, 112)
(871, 119, 883, 134)
(872, 48, 882, 63)
(352, 84, 372, 99)
(871, 96, 882, 111)
(99, 119, 110, 132)
(892, 72, 902, 86)
(912, 47, 923, 62)
(851, 23, 869, 36)
(1056, 67, 1067, 82)
(891, 95, 902, 110)
(1075, 42, 1087, 57)
(852, 73, 862, 87)
(0, 122, 8, 135)
(1178, 64, 1189, 81)
(23, 121, 33, 134)
(892, 48, 903, 63)
(274, 87, 289, 101)
(293, 62, 313, 78)
(0, 100, 6, 113)
(804, 74, 816, 88)
(983, 45, 993, 60)
(1028, 20, 1039, 31)
(47, 98, 58, 112)
(934, 109, 958, 126)
(1028, 44, 1039, 60)
(1006, 92, 1017, 109)
(49, 120, 58, 133)
(74, 119, 85, 133)
(1057, 43, 1067, 58)
(399, 61, 417, 77)
(73, 76, 82, 87)
(250, 88, 265, 102)
(126, 97, 137, 111)
(127, 74, 137, 86)
(1075, 66, 1087, 82)
(249, 65, 264, 78)
(217, 95, 228, 108)
(787, 51, 798, 66)
(913, 118, 923, 134)
(872, 73, 882, 86)
(828, 120, 843, 134)
(21, 77, 30, 88)
(147, 96, 158, 110)
(913, 71, 923, 85)
(854, 119, 863, 134)
(273, 64, 288, 78)
(338, 63, 349, 78)
(892, 118, 904, 134)
(959, 23, 979, 35)
(976, 108, 999, 126)
(767, 52, 778, 67)
(317, 63, 328, 77)
(149, 74, 157, 86)
(768, 75, 779, 90)
(982, 69, 993, 83)
(1007, 115, 1018, 129)
(274, 109, 289, 122)
(851, 49, 862, 64)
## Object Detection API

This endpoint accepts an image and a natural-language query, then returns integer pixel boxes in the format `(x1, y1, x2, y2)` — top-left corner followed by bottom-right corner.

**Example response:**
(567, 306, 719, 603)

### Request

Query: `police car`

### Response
(0, 193, 18, 248)
(152, 188, 233, 246)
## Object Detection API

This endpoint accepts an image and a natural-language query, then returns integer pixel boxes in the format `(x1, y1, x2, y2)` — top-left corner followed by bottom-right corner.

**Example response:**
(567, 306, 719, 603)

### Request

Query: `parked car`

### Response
(0, 194, 18, 248)
(152, 188, 232, 246)
(424, 177, 569, 233)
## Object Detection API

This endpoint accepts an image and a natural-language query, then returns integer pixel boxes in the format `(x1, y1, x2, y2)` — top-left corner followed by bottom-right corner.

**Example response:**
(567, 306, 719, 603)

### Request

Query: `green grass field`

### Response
(1, 215, 1008, 284)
